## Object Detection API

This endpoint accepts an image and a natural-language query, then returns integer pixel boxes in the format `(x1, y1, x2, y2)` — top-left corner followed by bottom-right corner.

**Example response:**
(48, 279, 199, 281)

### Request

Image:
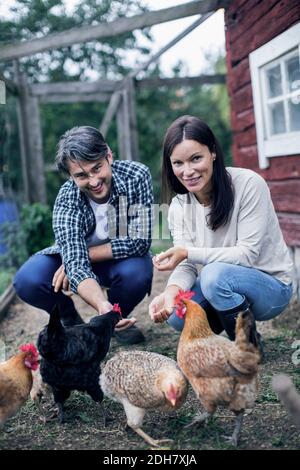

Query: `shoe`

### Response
(113, 324, 145, 345)
(206, 307, 224, 334)
(216, 299, 250, 341)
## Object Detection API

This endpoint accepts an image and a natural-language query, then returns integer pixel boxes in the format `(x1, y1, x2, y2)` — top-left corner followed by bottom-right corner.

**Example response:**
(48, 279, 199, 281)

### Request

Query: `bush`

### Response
(0, 221, 28, 270)
(20, 203, 54, 256)
(0, 269, 15, 296)
(0, 203, 54, 272)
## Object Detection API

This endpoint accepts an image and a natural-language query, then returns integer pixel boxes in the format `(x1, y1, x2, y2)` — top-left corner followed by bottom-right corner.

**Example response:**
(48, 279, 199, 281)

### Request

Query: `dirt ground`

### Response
(0, 270, 299, 450)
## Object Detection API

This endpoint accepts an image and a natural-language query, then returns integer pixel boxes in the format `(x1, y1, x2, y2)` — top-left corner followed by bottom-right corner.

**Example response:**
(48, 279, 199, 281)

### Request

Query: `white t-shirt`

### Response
(86, 199, 109, 247)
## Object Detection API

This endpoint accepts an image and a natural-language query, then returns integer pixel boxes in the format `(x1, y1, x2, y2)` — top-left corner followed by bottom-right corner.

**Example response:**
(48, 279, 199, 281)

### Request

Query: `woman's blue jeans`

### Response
(167, 262, 293, 332)
(13, 253, 153, 318)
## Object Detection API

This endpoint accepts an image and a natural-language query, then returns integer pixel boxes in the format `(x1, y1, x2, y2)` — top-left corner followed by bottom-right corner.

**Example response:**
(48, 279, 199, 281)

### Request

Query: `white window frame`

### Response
(249, 22, 300, 168)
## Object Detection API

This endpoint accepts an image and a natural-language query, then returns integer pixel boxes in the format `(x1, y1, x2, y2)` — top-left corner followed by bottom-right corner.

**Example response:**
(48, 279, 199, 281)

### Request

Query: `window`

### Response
(250, 23, 300, 168)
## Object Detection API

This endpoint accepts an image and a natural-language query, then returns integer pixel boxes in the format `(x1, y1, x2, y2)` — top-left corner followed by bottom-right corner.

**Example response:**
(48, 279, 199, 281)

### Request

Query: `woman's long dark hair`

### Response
(161, 115, 234, 231)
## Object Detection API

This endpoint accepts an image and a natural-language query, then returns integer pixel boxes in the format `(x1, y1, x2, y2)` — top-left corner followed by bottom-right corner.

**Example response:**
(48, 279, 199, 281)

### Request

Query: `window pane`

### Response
(289, 98, 300, 131)
(286, 54, 300, 93)
(266, 64, 282, 97)
(269, 101, 286, 134)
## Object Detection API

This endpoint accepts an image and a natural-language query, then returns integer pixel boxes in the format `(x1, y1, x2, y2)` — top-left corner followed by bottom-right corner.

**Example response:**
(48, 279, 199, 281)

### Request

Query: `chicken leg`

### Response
(98, 403, 113, 427)
(184, 411, 212, 428)
(33, 396, 48, 424)
(222, 411, 244, 447)
(132, 426, 173, 448)
(124, 400, 173, 448)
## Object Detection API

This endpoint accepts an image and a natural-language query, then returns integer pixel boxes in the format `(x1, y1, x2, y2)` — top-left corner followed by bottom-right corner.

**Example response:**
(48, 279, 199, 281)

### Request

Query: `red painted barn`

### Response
(224, 0, 300, 295)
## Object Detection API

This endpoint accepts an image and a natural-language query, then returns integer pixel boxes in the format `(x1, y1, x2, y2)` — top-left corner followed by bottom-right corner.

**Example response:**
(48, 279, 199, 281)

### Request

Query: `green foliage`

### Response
(0, 221, 28, 270)
(137, 56, 232, 201)
(0, 0, 151, 204)
(0, 96, 20, 193)
(20, 203, 54, 255)
(0, 1, 231, 207)
(0, 203, 53, 275)
(0, 268, 15, 296)
(0, 0, 151, 82)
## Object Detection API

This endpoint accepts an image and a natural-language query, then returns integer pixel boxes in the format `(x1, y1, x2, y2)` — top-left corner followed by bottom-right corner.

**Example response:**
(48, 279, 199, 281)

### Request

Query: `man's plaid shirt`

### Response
(40, 160, 153, 293)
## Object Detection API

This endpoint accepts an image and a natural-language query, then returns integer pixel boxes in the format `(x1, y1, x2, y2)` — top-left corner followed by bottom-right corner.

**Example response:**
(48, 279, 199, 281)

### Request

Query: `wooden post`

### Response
(99, 90, 122, 138)
(28, 95, 46, 203)
(14, 62, 30, 203)
(0, 0, 226, 61)
(123, 77, 139, 161)
(14, 63, 46, 204)
(116, 90, 132, 161)
(129, 13, 213, 79)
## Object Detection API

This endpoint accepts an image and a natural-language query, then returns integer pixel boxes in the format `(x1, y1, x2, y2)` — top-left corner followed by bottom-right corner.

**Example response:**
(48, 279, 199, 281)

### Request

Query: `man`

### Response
(14, 126, 153, 344)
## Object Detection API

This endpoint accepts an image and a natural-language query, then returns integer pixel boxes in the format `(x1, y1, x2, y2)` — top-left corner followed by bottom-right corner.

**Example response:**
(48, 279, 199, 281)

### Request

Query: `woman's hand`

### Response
(153, 247, 188, 271)
(149, 286, 180, 323)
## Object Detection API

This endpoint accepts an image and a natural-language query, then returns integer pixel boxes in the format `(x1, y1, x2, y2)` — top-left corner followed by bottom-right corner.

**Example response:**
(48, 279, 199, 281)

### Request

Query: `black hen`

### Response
(37, 304, 121, 422)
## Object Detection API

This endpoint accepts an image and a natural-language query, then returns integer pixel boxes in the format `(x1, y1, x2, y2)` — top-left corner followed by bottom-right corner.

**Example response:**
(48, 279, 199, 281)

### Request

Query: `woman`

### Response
(149, 115, 293, 351)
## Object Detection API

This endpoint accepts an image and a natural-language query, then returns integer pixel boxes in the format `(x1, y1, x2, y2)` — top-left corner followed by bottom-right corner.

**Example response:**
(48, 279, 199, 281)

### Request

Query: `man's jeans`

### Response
(167, 261, 293, 332)
(14, 253, 153, 318)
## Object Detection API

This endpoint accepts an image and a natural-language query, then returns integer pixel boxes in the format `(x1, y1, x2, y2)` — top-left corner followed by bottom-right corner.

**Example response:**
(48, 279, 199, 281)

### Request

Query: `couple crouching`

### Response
(14, 117, 293, 347)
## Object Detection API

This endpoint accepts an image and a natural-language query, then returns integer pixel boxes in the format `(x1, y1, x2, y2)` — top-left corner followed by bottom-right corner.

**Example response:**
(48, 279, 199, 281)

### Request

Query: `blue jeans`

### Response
(14, 253, 153, 318)
(167, 262, 293, 332)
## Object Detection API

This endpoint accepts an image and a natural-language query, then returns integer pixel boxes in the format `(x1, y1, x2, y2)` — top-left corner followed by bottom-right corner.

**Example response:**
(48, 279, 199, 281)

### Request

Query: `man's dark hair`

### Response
(161, 115, 234, 231)
(55, 126, 109, 174)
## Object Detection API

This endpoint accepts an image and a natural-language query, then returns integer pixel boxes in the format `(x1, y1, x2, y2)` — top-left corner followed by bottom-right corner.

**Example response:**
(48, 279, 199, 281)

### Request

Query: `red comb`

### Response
(19, 343, 38, 356)
(175, 290, 195, 304)
(112, 303, 122, 316)
(175, 290, 195, 319)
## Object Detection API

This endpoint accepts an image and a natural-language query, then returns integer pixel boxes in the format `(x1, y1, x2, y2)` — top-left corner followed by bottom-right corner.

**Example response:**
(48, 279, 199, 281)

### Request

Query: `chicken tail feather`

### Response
(228, 309, 260, 376)
(235, 308, 256, 348)
(48, 305, 62, 332)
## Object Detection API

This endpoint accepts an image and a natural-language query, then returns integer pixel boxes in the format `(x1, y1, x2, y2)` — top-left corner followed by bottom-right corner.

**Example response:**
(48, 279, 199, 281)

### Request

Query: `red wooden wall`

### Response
(224, 0, 300, 246)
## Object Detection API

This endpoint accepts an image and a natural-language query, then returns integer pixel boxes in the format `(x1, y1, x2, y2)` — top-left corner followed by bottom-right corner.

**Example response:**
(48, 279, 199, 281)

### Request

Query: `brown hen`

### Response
(100, 350, 188, 447)
(176, 292, 260, 446)
(0, 344, 39, 428)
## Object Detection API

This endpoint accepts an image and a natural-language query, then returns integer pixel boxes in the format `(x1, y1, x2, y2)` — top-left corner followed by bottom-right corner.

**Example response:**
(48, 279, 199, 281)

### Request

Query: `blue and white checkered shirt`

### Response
(40, 160, 153, 293)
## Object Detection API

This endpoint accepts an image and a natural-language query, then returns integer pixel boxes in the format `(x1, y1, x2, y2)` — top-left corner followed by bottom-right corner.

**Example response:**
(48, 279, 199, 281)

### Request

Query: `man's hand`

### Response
(153, 247, 188, 271)
(97, 300, 136, 331)
(149, 286, 180, 323)
(115, 317, 137, 331)
(52, 265, 70, 293)
(98, 300, 114, 315)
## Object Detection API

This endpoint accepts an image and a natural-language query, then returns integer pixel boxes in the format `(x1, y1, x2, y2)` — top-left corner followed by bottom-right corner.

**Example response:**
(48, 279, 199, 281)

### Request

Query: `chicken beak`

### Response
(170, 398, 177, 407)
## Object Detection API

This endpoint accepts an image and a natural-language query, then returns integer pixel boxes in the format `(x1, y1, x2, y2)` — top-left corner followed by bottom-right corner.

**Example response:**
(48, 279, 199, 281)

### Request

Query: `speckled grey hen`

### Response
(100, 350, 188, 447)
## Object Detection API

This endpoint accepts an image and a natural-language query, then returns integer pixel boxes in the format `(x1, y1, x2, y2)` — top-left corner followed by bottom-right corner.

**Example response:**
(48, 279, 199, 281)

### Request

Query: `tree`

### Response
(0, 1, 231, 205)
(0, 0, 152, 82)
(137, 55, 232, 201)
(0, 0, 152, 203)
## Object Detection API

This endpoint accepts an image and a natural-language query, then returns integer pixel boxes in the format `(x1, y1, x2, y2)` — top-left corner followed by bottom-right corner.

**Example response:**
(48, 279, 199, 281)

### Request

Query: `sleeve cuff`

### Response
(187, 247, 205, 264)
(70, 270, 98, 293)
(167, 273, 196, 291)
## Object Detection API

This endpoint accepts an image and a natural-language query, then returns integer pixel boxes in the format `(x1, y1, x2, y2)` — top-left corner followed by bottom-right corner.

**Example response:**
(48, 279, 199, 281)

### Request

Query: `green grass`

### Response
(0, 269, 15, 296)
(150, 241, 172, 255)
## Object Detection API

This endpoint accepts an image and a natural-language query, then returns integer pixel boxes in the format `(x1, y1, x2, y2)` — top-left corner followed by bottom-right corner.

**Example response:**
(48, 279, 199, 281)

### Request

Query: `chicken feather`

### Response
(0, 344, 39, 427)
(101, 350, 188, 447)
(176, 296, 260, 446)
